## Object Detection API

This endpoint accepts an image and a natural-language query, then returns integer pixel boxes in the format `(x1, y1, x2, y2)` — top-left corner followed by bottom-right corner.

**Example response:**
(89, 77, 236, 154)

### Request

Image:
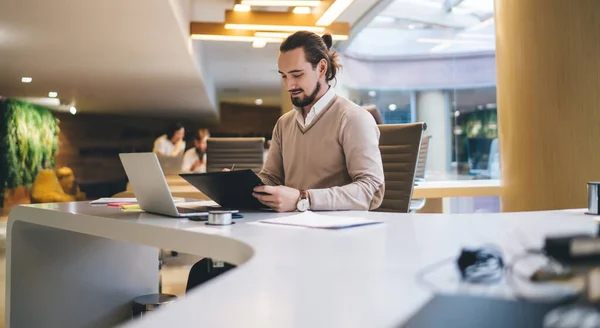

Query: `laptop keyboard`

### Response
(177, 206, 212, 213)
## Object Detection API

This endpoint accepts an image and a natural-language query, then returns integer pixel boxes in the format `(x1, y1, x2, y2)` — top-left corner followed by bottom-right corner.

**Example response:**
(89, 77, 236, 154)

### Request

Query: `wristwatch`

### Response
(296, 190, 310, 212)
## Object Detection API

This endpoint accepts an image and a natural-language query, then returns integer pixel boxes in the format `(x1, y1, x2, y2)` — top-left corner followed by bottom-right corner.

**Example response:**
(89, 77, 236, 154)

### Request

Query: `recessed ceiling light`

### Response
(21, 77, 32, 83)
(293, 6, 311, 14)
(388, 104, 397, 111)
(255, 98, 263, 105)
(241, 0, 320, 7)
(368, 90, 376, 97)
(252, 38, 267, 48)
(408, 23, 426, 30)
(69, 106, 77, 115)
(233, 4, 251, 12)
(48, 92, 58, 98)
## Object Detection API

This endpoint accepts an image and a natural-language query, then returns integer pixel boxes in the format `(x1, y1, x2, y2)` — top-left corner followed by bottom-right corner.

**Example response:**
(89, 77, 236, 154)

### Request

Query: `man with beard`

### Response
(254, 31, 384, 212)
(187, 32, 386, 291)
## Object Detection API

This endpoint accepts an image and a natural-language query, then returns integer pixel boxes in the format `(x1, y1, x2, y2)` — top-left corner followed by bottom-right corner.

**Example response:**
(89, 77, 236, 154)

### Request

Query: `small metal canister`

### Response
(207, 210, 233, 225)
(587, 182, 600, 215)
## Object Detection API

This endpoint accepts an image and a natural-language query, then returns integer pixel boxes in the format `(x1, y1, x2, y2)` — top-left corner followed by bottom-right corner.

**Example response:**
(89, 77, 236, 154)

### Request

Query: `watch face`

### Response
(297, 198, 310, 211)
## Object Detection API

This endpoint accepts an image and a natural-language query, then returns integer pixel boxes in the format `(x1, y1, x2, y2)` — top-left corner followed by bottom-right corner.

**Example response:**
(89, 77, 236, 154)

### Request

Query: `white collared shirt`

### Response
(153, 134, 185, 156)
(182, 148, 207, 173)
(295, 87, 336, 128)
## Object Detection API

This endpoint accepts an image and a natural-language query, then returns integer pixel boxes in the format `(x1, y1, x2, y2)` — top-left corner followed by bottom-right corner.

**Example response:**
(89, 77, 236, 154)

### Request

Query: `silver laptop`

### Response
(156, 153, 184, 175)
(119, 152, 217, 217)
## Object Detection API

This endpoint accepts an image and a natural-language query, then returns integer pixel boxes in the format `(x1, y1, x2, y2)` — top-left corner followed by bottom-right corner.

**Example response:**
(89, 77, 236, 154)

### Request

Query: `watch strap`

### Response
(299, 190, 309, 201)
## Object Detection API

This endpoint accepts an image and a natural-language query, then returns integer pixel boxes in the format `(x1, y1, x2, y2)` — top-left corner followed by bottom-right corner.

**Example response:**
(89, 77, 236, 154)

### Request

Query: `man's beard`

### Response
(290, 82, 321, 108)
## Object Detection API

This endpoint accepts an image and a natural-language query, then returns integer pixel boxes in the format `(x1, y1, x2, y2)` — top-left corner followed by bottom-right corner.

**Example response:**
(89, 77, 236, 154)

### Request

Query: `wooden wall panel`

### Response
(54, 112, 209, 185)
(495, 0, 600, 211)
(54, 103, 280, 187)
(211, 102, 280, 136)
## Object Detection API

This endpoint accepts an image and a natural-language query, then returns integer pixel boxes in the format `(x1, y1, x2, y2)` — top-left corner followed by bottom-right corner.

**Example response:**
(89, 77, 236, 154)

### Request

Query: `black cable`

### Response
(415, 256, 457, 291)
(417, 246, 582, 304)
(505, 251, 542, 301)
(505, 250, 582, 303)
(457, 246, 505, 284)
(416, 245, 506, 290)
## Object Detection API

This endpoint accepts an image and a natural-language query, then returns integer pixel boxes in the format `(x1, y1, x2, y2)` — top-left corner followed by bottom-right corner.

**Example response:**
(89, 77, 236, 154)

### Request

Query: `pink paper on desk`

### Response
(107, 202, 136, 207)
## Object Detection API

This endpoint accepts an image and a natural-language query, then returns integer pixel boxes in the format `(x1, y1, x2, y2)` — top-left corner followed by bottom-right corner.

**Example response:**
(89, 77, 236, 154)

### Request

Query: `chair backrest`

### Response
(376, 123, 425, 213)
(414, 134, 431, 181)
(206, 137, 265, 173)
(363, 104, 384, 124)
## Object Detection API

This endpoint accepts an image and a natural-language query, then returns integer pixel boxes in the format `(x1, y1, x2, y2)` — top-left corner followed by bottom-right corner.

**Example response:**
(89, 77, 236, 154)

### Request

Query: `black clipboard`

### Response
(179, 169, 268, 210)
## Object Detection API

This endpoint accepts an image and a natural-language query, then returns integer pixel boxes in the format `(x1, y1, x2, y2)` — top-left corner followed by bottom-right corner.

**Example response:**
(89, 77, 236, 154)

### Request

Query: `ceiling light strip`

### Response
(316, 0, 354, 26)
(225, 23, 325, 33)
(254, 31, 347, 40)
(190, 22, 349, 42)
(233, 4, 251, 12)
(191, 35, 256, 42)
(240, 0, 321, 7)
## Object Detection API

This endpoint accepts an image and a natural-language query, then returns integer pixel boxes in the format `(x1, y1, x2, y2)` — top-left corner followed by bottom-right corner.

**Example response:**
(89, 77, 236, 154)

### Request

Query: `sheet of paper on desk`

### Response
(176, 200, 219, 208)
(90, 197, 185, 205)
(90, 198, 137, 204)
(258, 211, 383, 229)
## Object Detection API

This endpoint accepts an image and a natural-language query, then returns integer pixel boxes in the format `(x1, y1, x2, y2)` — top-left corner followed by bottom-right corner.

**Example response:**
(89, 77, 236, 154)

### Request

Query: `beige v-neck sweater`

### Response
(259, 95, 385, 211)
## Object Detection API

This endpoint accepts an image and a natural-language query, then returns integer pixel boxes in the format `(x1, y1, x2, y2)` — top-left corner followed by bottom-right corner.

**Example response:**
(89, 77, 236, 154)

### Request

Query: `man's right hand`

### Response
(252, 185, 300, 212)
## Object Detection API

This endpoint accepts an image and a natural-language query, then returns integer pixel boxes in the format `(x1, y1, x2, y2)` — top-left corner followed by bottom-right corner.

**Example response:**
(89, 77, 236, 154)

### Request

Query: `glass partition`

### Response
(343, 0, 498, 212)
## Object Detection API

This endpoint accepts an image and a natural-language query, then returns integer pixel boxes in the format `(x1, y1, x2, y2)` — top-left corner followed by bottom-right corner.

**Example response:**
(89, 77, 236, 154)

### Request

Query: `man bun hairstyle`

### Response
(280, 31, 342, 83)
(321, 33, 333, 49)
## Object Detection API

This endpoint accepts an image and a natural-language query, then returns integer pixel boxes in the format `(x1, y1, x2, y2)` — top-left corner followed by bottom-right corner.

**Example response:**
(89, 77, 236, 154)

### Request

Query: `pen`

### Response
(230, 164, 235, 171)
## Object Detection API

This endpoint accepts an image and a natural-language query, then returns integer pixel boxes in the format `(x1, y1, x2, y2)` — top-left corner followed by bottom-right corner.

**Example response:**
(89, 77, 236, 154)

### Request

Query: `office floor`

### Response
(160, 253, 204, 296)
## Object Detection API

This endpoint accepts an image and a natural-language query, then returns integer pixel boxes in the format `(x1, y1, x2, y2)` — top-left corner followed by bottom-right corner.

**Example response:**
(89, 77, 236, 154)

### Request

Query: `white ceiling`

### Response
(0, 0, 387, 116)
(345, 0, 495, 59)
(191, 0, 380, 105)
(0, 0, 217, 120)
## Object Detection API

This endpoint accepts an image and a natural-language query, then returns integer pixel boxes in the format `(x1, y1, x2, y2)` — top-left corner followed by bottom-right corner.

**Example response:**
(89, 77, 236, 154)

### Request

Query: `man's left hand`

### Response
(253, 185, 300, 212)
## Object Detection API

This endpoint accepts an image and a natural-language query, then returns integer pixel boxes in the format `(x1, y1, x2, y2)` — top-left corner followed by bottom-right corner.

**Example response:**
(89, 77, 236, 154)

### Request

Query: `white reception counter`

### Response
(6, 202, 597, 327)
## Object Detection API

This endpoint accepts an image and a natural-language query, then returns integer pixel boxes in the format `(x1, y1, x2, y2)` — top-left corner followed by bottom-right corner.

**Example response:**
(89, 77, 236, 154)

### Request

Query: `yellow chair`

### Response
(56, 167, 86, 200)
(30, 169, 76, 203)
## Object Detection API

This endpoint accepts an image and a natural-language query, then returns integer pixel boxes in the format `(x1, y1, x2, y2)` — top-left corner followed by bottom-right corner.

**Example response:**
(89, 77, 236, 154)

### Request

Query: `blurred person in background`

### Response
(153, 123, 185, 157)
(182, 129, 210, 173)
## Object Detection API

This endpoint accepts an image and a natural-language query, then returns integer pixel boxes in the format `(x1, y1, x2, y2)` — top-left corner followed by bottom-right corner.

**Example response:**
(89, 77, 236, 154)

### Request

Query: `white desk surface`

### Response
(7, 202, 597, 327)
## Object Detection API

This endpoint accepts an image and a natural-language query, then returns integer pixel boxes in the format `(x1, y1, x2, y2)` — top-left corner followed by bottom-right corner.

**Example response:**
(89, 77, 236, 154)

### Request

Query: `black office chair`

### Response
(410, 134, 431, 212)
(206, 137, 265, 174)
(376, 123, 425, 213)
(185, 258, 236, 292)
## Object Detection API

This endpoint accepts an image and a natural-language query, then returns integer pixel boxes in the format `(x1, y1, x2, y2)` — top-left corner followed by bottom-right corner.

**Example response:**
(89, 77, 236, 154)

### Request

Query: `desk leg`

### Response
(7, 220, 159, 328)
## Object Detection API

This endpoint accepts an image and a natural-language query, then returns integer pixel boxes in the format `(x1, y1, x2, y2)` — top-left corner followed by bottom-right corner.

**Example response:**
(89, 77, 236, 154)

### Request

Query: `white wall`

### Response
(417, 90, 451, 178)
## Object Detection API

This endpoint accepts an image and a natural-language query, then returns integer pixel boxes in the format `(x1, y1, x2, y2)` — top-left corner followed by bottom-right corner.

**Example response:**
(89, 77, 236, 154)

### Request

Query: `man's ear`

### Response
(319, 59, 327, 77)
